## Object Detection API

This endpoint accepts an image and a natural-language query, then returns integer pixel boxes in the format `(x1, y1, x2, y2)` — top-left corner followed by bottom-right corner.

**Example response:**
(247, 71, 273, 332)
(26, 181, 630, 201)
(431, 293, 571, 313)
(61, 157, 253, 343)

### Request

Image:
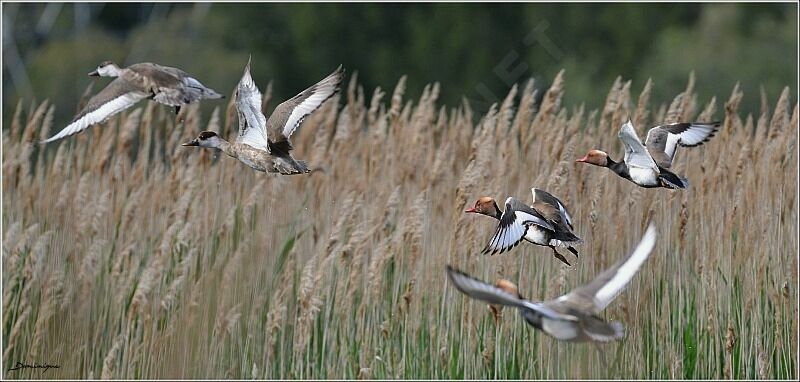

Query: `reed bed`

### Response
(2, 72, 797, 379)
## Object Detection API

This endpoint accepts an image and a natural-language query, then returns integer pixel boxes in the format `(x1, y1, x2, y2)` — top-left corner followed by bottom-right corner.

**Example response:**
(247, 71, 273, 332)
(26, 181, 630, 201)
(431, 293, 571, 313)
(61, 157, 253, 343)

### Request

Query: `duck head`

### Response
(182, 131, 224, 149)
(496, 279, 524, 299)
(89, 61, 121, 77)
(465, 197, 502, 219)
(576, 149, 609, 167)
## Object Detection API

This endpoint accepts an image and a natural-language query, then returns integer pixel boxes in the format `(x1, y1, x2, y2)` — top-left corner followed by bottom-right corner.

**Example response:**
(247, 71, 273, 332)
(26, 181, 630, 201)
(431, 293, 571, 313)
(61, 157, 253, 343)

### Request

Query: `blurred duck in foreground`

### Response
(183, 58, 344, 175)
(446, 222, 657, 344)
(577, 119, 721, 189)
(465, 188, 581, 266)
(42, 61, 223, 143)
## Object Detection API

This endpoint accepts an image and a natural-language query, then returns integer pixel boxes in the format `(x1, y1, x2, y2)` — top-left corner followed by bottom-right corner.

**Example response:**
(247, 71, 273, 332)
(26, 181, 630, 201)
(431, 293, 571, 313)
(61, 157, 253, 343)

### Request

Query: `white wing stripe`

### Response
(283, 88, 336, 138)
(557, 201, 572, 226)
(43, 93, 144, 143)
(679, 126, 715, 145)
(663, 132, 681, 159)
(594, 224, 657, 308)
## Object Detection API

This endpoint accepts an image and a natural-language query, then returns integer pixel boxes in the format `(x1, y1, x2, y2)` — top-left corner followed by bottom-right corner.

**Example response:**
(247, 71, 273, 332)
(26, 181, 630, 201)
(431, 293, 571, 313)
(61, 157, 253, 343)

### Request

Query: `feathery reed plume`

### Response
(526, 70, 564, 149)
(161, 248, 197, 312)
(3, 305, 32, 362)
(23, 100, 49, 143)
(79, 239, 107, 290)
(294, 256, 323, 356)
(389, 75, 408, 123)
(101, 334, 126, 379)
(30, 271, 65, 359)
(9, 99, 24, 141)
(598, 76, 623, 133)
(724, 322, 736, 379)
(768, 87, 791, 142)
(633, 78, 653, 128)
(514, 79, 537, 145)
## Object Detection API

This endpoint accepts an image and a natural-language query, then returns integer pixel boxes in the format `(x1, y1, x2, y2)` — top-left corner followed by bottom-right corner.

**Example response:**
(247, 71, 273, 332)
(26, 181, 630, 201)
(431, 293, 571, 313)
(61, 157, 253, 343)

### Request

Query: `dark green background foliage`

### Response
(3, 2, 796, 131)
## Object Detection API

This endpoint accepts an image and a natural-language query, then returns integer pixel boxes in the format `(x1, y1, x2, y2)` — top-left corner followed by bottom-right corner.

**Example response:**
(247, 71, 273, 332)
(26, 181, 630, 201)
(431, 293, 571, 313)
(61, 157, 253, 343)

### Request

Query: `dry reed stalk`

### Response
(598, 76, 623, 134)
(724, 321, 736, 379)
(16, 224, 40, 274)
(161, 248, 197, 312)
(293, 255, 323, 357)
(633, 78, 653, 128)
(367, 87, 385, 128)
(514, 79, 537, 144)
(9, 99, 24, 141)
(768, 87, 791, 142)
(526, 70, 565, 150)
(36, 103, 56, 152)
(30, 270, 65, 359)
(367, 236, 394, 301)
(22, 100, 49, 143)
(264, 256, 294, 363)
(389, 75, 408, 124)
(322, 190, 356, 256)
(497, 83, 518, 134)
(3, 304, 32, 362)
(101, 334, 126, 379)
(609, 80, 632, 133)
(403, 190, 427, 272)
(131, 219, 180, 319)
(723, 83, 744, 137)
(78, 239, 107, 291)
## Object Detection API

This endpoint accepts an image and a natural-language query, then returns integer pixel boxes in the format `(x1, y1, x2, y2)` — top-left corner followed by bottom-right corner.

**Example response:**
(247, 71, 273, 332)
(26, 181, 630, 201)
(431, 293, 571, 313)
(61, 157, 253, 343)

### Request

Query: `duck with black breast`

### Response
(576, 119, 721, 189)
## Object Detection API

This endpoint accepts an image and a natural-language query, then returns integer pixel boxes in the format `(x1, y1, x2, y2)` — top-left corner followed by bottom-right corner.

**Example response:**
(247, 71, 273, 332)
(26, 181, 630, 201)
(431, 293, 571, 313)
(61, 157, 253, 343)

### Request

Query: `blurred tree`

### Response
(2, 3, 796, 132)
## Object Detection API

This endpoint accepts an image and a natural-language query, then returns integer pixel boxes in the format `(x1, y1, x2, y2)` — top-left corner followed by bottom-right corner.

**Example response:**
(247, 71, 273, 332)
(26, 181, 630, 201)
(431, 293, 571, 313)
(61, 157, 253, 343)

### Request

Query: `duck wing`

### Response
(531, 188, 574, 230)
(618, 120, 658, 170)
(556, 223, 656, 314)
(645, 122, 721, 169)
(233, 58, 270, 152)
(265, 65, 344, 154)
(481, 197, 555, 255)
(42, 77, 148, 143)
(446, 266, 574, 321)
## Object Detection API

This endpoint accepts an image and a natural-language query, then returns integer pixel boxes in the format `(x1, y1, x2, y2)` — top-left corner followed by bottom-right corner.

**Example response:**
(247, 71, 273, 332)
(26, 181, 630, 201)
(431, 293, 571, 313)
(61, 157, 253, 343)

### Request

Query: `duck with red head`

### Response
(445, 222, 658, 344)
(464, 197, 502, 219)
(577, 119, 721, 189)
(465, 190, 581, 266)
(576, 149, 610, 167)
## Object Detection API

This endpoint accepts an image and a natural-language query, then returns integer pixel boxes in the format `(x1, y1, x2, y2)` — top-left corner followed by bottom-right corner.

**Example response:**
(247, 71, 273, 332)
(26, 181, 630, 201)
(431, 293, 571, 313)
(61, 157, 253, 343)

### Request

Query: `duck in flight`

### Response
(182, 58, 344, 175)
(576, 119, 721, 189)
(42, 61, 223, 143)
(465, 188, 581, 266)
(446, 222, 657, 343)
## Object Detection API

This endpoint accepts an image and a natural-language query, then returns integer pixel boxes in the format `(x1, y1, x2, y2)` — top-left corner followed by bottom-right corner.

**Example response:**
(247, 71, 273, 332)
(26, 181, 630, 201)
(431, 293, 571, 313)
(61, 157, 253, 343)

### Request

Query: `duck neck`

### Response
(605, 156, 630, 178)
(217, 139, 235, 158)
(492, 202, 503, 220)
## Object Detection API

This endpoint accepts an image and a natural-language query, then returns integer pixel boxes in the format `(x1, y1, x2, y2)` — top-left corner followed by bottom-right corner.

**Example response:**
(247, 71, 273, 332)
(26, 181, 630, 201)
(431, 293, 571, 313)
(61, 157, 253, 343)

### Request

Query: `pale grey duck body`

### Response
(43, 61, 223, 143)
